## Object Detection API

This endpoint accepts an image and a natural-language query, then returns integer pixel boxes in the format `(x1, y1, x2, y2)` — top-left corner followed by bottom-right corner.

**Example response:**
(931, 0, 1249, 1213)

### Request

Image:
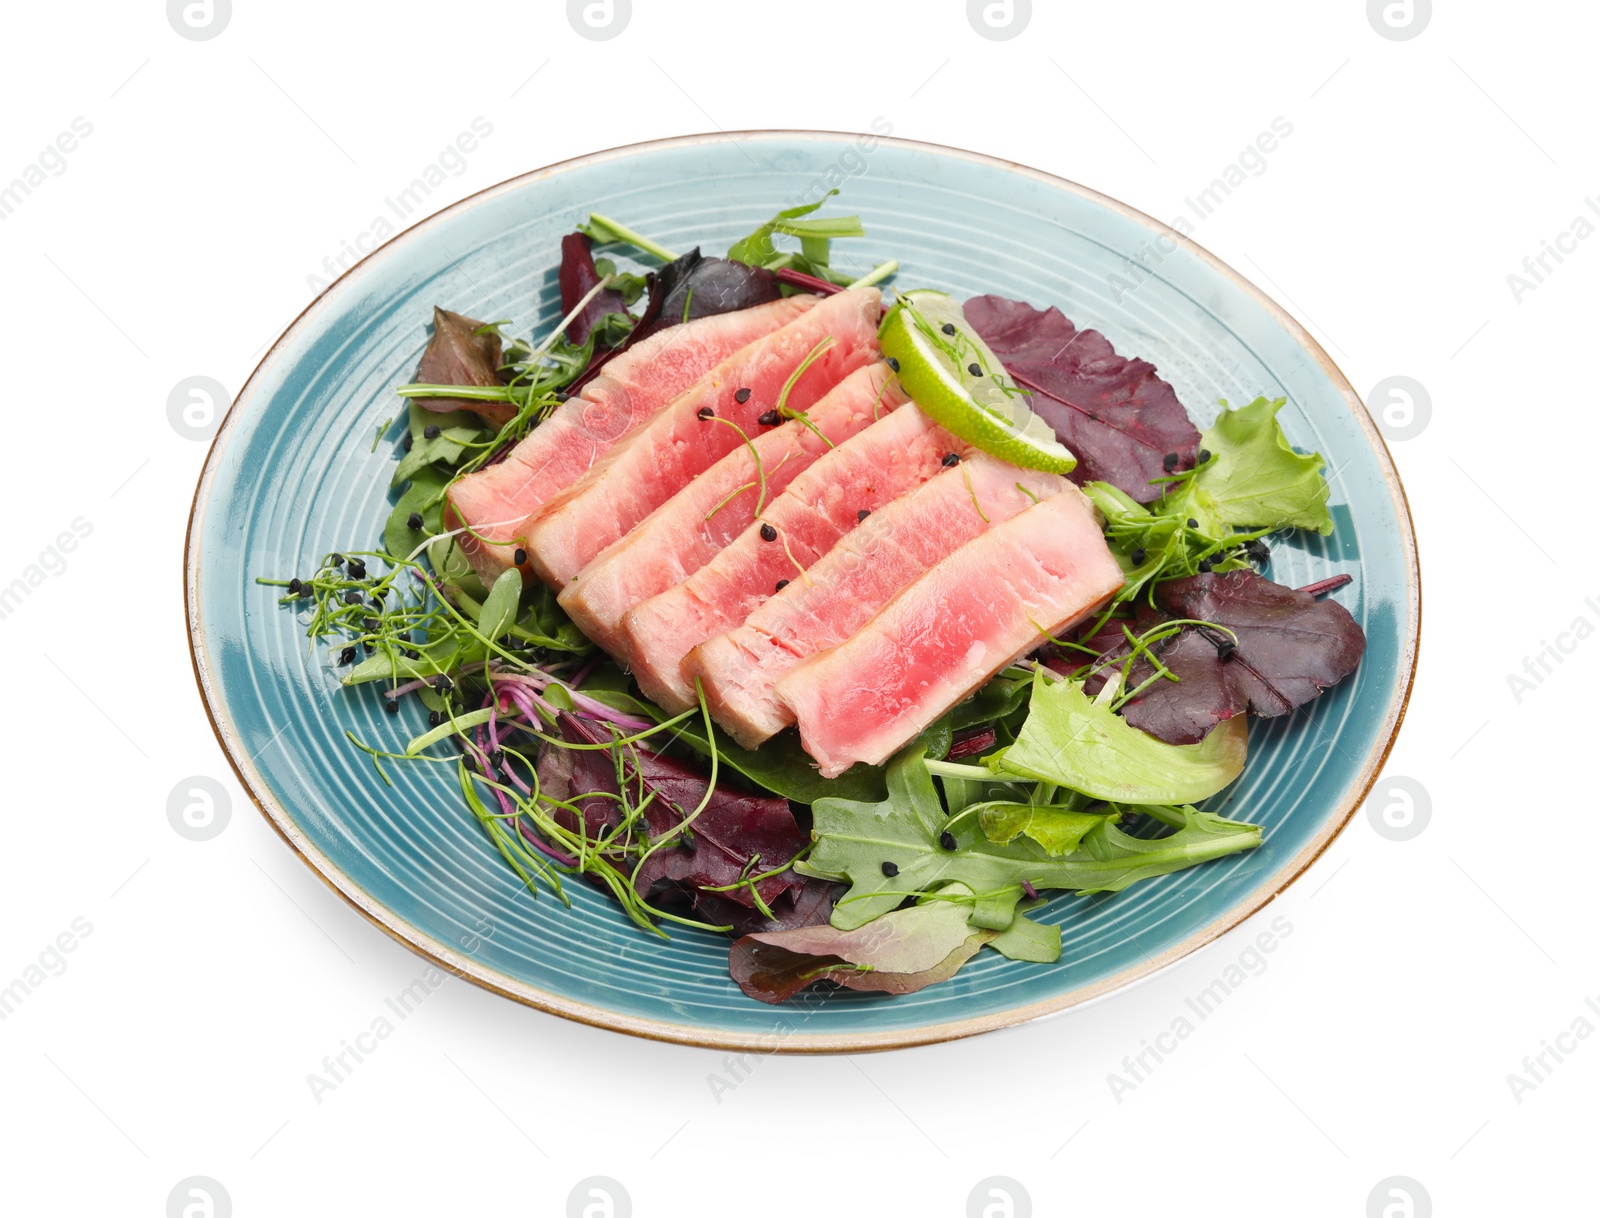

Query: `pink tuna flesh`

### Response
(445, 295, 816, 584)
(521, 288, 882, 589)
(623, 390, 960, 715)
(557, 362, 901, 659)
(688, 454, 1069, 748)
(775, 486, 1126, 778)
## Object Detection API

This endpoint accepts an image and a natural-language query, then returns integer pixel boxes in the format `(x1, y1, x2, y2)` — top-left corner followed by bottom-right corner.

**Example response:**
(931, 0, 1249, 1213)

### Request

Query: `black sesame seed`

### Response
(513, 548, 527, 566)
(885, 356, 900, 372)
(857, 509, 871, 523)
(1246, 539, 1271, 564)
(1197, 556, 1214, 573)
(696, 406, 715, 421)
(757, 409, 781, 427)
(428, 711, 442, 726)
(347, 560, 367, 580)
(489, 750, 505, 770)
(881, 861, 900, 877)
(939, 830, 957, 851)
(1162, 451, 1179, 472)
(339, 646, 356, 665)
(1186, 518, 1198, 530)
(760, 522, 777, 542)
(287, 578, 303, 596)
(734, 387, 752, 404)
(967, 362, 982, 377)
(423, 424, 441, 440)
(364, 617, 381, 631)
(402, 433, 413, 452)
(941, 452, 961, 468)
(1198, 448, 1212, 463)
(404, 648, 421, 660)
(554, 391, 571, 402)
(775, 579, 790, 592)
(1130, 547, 1147, 565)
(330, 554, 344, 567)
(384, 699, 400, 714)
(371, 596, 385, 609)
(343, 590, 363, 606)
(407, 511, 424, 531)
(1217, 639, 1237, 660)
(941, 322, 956, 335)
(432, 674, 454, 692)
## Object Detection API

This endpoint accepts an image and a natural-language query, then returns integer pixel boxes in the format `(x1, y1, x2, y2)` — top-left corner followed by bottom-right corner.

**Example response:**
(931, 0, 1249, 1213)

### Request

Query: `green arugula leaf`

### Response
(392, 402, 483, 487)
(1169, 396, 1333, 535)
(994, 672, 1246, 803)
(976, 802, 1108, 855)
(477, 569, 522, 643)
(384, 466, 450, 560)
(805, 745, 1261, 931)
(726, 192, 866, 284)
(988, 903, 1061, 963)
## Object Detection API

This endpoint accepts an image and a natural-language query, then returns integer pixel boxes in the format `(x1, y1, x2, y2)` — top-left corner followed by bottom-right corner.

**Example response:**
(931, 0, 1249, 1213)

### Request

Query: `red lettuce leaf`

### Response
(964, 294, 1200, 504)
(695, 877, 842, 938)
(1079, 570, 1365, 744)
(413, 306, 510, 426)
(558, 232, 630, 346)
(728, 897, 993, 1004)
(536, 713, 811, 915)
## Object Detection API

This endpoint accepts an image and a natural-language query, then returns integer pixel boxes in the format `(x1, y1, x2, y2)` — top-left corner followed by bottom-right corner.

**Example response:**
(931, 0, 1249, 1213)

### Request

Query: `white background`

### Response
(0, 1, 1589, 1214)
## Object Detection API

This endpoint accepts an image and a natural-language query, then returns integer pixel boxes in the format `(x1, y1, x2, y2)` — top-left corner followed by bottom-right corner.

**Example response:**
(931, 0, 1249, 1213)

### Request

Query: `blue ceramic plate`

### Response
(186, 133, 1419, 1051)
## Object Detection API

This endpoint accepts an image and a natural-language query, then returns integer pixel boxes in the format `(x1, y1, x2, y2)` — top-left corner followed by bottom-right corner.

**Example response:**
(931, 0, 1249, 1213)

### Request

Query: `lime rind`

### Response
(881, 290, 1077, 475)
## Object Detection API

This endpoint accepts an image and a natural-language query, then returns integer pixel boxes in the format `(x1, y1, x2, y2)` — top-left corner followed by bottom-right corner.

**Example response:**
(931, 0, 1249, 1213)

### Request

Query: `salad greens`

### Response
(265, 194, 1363, 1007)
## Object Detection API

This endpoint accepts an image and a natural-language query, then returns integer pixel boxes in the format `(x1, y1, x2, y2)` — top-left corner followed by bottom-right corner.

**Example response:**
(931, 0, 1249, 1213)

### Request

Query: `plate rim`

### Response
(184, 129, 1422, 1053)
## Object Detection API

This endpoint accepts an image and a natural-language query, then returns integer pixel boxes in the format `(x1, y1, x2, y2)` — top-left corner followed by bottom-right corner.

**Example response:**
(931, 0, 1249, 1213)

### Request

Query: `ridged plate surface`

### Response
(185, 133, 1419, 1050)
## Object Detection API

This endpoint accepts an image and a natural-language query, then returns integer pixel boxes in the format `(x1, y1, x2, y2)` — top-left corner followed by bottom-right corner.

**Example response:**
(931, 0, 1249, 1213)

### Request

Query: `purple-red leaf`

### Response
(1081, 570, 1366, 744)
(964, 295, 1200, 503)
(414, 306, 510, 426)
(558, 232, 630, 346)
(536, 713, 810, 914)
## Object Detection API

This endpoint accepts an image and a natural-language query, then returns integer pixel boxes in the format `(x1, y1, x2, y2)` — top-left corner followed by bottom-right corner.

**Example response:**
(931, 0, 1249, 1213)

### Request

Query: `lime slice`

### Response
(880, 289, 1077, 474)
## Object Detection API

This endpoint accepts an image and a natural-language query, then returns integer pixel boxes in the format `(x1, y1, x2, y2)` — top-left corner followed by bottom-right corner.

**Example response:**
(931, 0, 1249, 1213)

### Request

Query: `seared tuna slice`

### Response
(558, 363, 903, 658)
(623, 395, 953, 713)
(522, 288, 882, 588)
(776, 486, 1126, 777)
(689, 454, 1068, 748)
(446, 295, 815, 583)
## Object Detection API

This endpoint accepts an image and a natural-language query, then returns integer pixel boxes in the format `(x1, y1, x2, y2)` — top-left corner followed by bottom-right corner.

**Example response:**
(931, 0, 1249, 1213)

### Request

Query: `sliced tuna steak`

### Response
(522, 288, 882, 589)
(776, 487, 1126, 777)
(688, 455, 1069, 748)
(446, 295, 815, 584)
(623, 394, 952, 714)
(558, 363, 902, 658)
